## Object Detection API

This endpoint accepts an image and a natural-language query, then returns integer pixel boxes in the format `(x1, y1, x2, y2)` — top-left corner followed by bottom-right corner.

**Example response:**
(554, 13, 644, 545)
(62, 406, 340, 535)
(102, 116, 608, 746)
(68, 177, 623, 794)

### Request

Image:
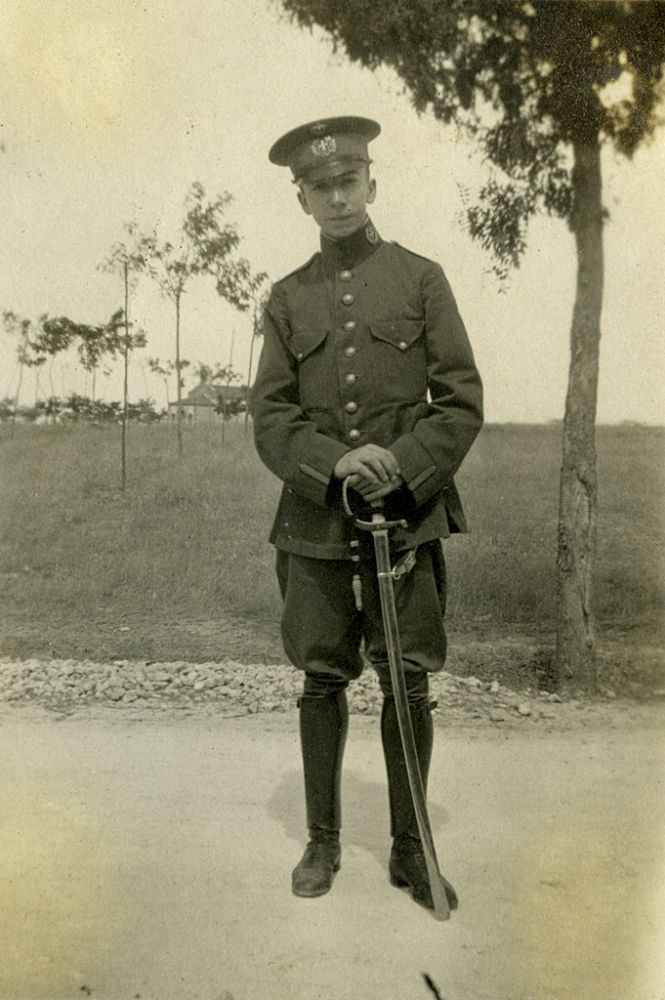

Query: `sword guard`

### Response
(342, 477, 408, 532)
(353, 515, 408, 533)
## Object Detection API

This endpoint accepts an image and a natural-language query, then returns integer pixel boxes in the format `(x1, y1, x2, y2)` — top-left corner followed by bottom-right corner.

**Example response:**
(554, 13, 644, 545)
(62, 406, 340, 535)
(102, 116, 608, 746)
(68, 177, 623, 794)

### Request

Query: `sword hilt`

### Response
(342, 479, 408, 532)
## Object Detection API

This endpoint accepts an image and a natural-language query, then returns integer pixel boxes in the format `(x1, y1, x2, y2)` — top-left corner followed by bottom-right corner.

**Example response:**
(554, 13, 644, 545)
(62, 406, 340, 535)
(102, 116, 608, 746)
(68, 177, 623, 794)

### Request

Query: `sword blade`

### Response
(371, 523, 450, 920)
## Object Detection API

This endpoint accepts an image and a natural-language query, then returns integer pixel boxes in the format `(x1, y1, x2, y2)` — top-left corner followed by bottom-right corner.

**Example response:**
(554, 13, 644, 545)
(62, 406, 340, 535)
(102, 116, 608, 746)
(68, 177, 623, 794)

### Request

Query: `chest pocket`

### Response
(369, 319, 424, 352)
(287, 328, 330, 412)
(368, 319, 427, 400)
(288, 328, 328, 362)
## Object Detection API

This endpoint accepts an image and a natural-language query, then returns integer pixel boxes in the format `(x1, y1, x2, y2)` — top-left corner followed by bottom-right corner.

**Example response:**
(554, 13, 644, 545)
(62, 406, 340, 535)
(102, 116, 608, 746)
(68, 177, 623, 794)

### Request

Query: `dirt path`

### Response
(1, 703, 664, 1000)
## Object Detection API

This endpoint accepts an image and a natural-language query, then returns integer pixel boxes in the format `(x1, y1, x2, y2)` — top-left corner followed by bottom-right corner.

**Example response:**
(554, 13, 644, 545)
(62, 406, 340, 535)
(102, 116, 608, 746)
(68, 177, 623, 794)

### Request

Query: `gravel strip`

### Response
(0, 656, 569, 724)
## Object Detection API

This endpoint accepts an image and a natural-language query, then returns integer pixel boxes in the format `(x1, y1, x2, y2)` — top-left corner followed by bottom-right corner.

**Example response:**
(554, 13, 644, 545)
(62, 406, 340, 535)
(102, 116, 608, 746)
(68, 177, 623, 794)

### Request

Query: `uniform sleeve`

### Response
(390, 262, 483, 507)
(251, 283, 350, 506)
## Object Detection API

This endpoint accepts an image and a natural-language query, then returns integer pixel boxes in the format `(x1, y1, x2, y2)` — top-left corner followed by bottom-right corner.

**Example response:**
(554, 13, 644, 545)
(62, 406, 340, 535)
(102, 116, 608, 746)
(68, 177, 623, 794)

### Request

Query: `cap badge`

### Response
(311, 135, 337, 157)
(311, 122, 327, 136)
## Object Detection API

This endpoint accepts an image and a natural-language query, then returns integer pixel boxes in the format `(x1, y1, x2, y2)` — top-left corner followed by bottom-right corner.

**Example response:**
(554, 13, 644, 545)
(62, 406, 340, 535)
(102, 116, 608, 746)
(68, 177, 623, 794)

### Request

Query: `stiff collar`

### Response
(319, 217, 382, 273)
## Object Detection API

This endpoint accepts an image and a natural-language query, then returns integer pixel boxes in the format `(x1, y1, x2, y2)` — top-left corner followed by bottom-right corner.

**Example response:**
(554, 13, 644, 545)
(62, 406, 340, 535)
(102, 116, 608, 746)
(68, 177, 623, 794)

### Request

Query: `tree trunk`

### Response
(12, 360, 24, 428)
(120, 262, 130, 489)
(175, 294, 183, 459)
(555, 137, 604, 690)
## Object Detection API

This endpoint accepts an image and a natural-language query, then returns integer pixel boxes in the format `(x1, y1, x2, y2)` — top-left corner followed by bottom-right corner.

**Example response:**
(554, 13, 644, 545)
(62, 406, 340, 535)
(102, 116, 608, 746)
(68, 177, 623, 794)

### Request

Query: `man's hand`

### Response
(346, 472, 404, 503)
(334, 445, 402, 502)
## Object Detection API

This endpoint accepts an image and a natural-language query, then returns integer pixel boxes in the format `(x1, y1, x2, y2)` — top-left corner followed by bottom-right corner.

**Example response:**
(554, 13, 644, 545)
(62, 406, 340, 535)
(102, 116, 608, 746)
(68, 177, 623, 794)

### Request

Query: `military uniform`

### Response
(252, 117, 482, 908)
(254, 219, 481, 558)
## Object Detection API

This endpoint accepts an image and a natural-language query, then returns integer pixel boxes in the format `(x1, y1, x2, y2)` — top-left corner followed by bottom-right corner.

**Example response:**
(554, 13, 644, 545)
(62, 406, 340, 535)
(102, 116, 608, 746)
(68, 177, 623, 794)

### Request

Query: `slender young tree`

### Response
(100, 223, 152, 488)
(214, 258, 270, 435)
(75, 314, 126, 401)
(143, 183, 240, 457)
(41, 311, 144, 440)
(32, 312, 77, 398)
(2, 311, 34, 426)
(280, 0, 665, 688)
(147, 357, 178, 409)
(211, 362, 243, 445)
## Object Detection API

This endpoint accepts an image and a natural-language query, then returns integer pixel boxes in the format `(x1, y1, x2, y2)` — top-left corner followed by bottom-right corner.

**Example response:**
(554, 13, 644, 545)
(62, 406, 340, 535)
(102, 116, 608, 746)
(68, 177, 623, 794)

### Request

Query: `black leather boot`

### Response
(381, 696, 458, 911)
(292, 828, 341, 898)
(389, 834, 458, 910)
(292, 688, 348, 898)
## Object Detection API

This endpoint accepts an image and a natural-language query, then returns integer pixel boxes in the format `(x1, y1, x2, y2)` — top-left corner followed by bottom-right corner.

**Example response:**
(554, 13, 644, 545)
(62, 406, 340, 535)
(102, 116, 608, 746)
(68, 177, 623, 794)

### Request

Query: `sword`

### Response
(344, 483, 451, 920)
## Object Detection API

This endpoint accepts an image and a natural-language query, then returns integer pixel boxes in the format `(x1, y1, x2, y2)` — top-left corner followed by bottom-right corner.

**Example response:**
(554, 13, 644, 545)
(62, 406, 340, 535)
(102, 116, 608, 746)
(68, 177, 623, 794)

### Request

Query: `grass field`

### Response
(0, 421, 663, 691)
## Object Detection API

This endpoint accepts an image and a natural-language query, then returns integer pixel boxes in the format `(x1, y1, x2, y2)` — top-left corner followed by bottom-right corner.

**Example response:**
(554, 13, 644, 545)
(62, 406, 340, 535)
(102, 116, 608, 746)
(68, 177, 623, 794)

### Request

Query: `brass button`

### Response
(348, 428, 361, 441)
(340, 270, 352, 281)
(341, 293, 354, 306)
(398, 340, 408, 351)
(344, 320, 356, 332)
(344, 346, 356, 358)
(296, 352, 304, 360)
(345, 401, 358, 414)
(345, 373, 357, 385)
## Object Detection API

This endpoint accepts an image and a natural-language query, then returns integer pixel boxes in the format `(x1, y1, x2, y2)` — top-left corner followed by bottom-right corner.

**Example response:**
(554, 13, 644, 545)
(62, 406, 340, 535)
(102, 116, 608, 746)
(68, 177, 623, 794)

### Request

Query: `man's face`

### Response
(297, 165, 376, 239)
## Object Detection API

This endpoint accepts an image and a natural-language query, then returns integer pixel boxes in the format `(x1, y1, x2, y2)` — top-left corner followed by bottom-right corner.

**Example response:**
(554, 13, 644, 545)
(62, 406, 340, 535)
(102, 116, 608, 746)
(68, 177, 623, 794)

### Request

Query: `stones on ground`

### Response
(0, 655, 570, 724)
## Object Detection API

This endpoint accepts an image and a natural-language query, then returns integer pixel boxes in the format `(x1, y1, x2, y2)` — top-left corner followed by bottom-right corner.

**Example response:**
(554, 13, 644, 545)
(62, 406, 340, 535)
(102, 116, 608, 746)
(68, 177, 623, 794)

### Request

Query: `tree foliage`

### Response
(215, 256, 269, 315)
(39, 310, 123, 373)
(281, 0, 665, 275)
(144, 182, 241, 302)
(2, 310, 35, 366)
(98, 221, 151, 289)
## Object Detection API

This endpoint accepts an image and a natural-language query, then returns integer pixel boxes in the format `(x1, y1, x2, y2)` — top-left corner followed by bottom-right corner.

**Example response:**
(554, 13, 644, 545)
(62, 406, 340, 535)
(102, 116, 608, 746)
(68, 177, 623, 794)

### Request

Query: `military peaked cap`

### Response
(269, 116, 381, 183)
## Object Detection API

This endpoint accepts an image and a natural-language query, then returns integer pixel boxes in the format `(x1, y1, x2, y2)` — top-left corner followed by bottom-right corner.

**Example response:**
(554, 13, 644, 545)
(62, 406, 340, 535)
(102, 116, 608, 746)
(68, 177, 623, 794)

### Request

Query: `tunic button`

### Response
(344, 320, 356, 332)
(348, 428, 361, 441)
(345, 373, 357, 385)
(345, 401, 358, 414)
(341, 293, 354, 306)
(340, 270, 352, 281)
(344, 346, 356, 358)
(398, 340, 408, 351)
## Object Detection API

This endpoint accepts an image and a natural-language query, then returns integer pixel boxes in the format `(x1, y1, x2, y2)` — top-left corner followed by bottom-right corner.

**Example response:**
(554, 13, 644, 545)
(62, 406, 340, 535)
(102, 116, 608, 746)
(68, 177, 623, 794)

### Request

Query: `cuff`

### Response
(391, 434, 444, 507)
(287, 436, 351, 507)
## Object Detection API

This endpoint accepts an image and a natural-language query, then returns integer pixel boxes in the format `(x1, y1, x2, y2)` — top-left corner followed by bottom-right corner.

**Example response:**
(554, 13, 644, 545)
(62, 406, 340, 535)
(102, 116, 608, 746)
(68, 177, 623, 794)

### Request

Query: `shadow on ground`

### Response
(267, 767, 450, 873)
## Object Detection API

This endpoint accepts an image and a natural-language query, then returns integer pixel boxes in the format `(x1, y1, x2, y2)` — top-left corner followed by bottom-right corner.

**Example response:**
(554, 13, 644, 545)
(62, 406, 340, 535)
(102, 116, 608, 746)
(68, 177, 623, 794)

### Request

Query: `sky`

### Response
(1, 0, 663, 424)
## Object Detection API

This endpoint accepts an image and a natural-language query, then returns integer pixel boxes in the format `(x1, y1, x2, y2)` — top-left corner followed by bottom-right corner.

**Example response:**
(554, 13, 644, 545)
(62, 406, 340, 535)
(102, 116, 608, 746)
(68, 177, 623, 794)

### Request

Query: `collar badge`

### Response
(365, 221, 378, 245)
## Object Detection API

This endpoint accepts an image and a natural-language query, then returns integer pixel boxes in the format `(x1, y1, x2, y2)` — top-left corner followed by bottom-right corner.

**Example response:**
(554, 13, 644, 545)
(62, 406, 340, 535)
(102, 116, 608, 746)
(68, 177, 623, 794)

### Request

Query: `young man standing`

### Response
(252, 117, 483, 912)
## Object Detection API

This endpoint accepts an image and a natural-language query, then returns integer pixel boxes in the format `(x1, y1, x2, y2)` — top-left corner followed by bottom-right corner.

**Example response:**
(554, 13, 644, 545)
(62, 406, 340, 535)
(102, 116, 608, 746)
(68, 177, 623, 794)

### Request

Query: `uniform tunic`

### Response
(252, 219, 483, 682)
(253, 219, 483, 558)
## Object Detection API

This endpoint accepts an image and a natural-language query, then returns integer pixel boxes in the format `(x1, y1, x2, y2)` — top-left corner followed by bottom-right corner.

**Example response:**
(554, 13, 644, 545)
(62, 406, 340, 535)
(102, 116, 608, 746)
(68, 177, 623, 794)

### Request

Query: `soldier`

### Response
(252, 116, 482, 911)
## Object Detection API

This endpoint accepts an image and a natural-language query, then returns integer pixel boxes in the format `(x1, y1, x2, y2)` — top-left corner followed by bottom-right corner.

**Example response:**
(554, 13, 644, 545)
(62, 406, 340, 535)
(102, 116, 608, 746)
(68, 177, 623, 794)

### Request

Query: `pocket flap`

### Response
(288, 329, 328, 361)
(369, 319, 424, 351)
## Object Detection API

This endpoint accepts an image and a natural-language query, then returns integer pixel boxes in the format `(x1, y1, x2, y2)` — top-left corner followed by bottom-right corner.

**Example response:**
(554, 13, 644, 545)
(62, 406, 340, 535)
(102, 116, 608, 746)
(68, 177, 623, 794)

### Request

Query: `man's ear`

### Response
(367, 176, 377, 205)
(297, 187, 312, 216)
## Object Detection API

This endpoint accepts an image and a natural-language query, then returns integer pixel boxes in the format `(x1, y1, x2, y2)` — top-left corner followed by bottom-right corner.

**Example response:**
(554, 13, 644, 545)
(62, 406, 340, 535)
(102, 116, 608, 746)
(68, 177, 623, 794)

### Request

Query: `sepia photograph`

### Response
(1, 2, 664, 998)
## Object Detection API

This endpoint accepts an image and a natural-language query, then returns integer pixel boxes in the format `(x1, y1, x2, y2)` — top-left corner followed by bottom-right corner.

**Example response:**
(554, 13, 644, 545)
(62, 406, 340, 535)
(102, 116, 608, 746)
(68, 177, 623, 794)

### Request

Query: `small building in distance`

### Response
(167, 378, 246, 424)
